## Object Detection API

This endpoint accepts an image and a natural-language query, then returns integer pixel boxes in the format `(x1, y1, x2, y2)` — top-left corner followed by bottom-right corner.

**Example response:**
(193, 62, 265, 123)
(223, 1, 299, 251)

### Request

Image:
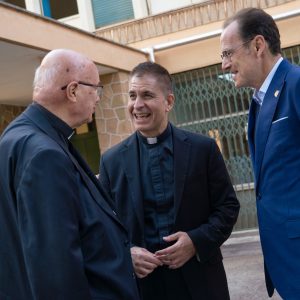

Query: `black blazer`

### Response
(0, 104, 140, 300)
(100, 123, 239, 300)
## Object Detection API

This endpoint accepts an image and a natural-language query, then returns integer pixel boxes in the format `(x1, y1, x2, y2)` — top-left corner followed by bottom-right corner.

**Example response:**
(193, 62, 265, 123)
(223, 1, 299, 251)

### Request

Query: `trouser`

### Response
(140, 266, 193, 300)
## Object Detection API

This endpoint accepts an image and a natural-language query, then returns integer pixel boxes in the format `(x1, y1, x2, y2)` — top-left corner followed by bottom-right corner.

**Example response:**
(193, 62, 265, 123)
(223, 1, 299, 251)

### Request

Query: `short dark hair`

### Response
(130, 61, 173, 93)
(223, 8, 281, 55)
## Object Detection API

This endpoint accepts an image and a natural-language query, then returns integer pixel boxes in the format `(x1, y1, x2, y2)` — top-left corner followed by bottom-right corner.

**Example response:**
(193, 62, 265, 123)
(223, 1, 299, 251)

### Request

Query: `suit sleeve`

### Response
(16, 149, 91, 300)
(187, 140, 240, 262)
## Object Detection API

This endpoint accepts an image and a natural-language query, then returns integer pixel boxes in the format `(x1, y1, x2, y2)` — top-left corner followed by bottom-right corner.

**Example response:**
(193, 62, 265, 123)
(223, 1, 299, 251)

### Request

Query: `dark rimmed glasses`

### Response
(221, 38, 253, 61)
(61, 81, 104, 97)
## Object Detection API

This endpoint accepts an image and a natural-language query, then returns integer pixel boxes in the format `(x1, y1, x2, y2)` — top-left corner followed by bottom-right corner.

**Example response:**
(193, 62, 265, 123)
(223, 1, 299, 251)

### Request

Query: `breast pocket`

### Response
(270, 116, 289, 133)
(272, 116, 288, 124)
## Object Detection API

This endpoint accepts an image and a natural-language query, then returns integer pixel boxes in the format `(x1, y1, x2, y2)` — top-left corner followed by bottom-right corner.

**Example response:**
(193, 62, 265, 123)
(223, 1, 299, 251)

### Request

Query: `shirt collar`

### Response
(137, 123, 171, 145)
(253, 57, 283, 105)
(33, 102, 74, 140)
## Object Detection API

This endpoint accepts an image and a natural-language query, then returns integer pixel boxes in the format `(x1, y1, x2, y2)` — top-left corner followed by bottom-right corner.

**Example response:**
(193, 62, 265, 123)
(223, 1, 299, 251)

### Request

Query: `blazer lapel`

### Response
(24, 104, 122, 225)
(121, 134, 145, 229)
(254, 60, 289, 186)
(172, 125, 191, 221)
(67, 142, 123, 224)
(247, 99, 257, 167)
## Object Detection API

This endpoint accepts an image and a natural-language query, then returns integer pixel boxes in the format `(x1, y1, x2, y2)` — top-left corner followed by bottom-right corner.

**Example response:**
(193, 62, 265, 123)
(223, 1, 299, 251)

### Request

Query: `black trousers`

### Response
(140, 266, 193, 300)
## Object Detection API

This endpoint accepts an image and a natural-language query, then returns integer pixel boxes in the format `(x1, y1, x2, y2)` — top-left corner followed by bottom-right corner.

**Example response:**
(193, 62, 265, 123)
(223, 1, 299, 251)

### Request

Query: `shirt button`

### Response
(124, 240, 129, 247)
(257, 193, 262, 200)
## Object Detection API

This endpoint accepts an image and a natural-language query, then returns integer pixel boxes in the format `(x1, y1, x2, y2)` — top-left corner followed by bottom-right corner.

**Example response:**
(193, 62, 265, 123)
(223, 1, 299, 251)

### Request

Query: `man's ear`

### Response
(253, 35, 266, 56)
(166, 93, 175, 112)
(66, 82, 78, 102)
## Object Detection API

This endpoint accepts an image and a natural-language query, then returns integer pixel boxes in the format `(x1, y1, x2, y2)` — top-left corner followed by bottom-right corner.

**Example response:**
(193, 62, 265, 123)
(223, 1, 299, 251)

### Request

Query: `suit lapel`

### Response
(121, 134, 145, 228)
(24, 104, 122, 225)
(67, 143, 122, 224)
(254, 60, 289, 185)
(172, 125, 191, 221)
(247, 99, 257, 167)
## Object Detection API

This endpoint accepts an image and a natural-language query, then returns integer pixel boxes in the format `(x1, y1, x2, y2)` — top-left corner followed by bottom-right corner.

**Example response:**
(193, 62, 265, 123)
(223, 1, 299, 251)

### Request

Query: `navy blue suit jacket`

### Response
(100, 124, 239, 300)
(0, 104, 140, 300)
(248, 59, 300, 298)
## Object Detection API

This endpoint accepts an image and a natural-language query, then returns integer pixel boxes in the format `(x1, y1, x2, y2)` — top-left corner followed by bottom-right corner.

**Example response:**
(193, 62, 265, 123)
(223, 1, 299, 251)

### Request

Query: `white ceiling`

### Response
(0, 41, 116, 106)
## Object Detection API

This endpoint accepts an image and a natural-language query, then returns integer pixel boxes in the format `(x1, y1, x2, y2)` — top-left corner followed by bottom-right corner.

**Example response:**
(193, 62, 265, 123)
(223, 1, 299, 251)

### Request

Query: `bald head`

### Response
(32, 49, 100, 128)
(33, 49, 95, 102)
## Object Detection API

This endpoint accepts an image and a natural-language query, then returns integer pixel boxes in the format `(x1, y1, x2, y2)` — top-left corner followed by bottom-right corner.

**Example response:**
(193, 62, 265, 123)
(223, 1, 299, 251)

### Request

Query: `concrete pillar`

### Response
(95, 71, 134, 154)
(25, 0, 42, 14)
(76, 0, 96, 31)
(132, 0, 149, 18)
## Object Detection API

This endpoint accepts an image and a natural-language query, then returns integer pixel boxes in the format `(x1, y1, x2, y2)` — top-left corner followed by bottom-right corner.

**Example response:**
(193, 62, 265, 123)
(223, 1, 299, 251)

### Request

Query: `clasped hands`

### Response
(131, 231, 196, 278)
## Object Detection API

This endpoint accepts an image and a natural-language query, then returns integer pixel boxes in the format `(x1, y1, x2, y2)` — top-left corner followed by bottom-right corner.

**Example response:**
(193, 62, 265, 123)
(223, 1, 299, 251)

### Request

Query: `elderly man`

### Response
(0, 49, 140, 300)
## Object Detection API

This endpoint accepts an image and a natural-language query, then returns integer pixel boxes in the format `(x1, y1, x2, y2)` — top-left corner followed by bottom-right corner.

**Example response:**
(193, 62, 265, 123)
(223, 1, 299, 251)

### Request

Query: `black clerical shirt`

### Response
(137, 124, 174, 252)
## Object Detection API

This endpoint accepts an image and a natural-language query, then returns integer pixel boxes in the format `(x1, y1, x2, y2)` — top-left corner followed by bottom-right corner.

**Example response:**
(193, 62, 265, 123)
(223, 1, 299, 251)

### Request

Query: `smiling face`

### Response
(220, 21, 261, 89)
(128, 74, 174, 137)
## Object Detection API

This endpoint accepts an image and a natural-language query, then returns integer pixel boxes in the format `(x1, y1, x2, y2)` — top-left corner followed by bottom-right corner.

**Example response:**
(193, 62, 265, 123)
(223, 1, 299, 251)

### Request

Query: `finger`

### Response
(132, 248, 162, 266)
(136, 265, 157, 278)
(162, 232, 180, 242)
(168, 260, 183, 269)
(155, 245, 176, 257)
(158, 256, 173, 265)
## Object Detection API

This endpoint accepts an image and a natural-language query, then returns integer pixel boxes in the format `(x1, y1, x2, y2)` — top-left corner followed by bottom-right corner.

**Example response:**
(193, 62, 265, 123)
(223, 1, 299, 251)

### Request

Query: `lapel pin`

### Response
(274, 90, 280, 97)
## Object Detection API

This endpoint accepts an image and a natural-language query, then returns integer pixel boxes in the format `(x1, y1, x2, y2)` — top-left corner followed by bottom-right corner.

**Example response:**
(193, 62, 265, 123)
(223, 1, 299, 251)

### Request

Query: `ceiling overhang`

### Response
(0, 2, 148, 105)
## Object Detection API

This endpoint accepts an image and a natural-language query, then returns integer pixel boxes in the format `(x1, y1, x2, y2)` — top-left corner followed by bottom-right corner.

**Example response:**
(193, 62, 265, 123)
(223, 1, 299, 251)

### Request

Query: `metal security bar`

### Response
(170, 45, 300, 230)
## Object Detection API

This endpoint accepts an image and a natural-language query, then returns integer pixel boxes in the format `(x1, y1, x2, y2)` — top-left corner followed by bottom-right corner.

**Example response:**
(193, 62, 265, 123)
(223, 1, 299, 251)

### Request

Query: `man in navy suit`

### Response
(0, 49, 140, 300)
(99, 62, 239, 300)
(221, 8, 300, 299)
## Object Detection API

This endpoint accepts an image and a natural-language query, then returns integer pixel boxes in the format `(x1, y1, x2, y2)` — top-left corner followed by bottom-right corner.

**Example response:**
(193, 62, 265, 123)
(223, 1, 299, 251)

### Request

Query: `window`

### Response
(92, 0, 134, 28)
(3, 0, 26, 9)
(41, 0, 78, 19)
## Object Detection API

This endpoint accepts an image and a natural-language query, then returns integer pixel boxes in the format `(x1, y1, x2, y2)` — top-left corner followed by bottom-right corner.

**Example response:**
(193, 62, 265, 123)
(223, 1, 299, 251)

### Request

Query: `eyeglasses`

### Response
(221, 39, 253, 60)
(61, 81, 104, 97)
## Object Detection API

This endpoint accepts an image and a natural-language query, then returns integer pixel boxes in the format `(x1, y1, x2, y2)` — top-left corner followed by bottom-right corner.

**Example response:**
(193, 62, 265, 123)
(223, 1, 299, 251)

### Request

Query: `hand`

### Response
(155, 231, 196, 269)
(131, 246, 163, 278)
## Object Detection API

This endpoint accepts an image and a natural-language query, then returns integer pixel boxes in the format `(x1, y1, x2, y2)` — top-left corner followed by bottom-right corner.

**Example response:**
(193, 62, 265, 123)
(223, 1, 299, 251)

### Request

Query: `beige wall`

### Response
(0, 2, 148, 73)
(155, 13, 300, 74)
(96, 71, 134, 154)
(0, 104, 25, 135)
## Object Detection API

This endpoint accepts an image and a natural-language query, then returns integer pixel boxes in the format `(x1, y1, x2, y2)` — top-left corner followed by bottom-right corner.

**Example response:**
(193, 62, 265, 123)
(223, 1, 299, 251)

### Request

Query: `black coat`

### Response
(0, 104, 140, 300)
(100, 123, 240, 300)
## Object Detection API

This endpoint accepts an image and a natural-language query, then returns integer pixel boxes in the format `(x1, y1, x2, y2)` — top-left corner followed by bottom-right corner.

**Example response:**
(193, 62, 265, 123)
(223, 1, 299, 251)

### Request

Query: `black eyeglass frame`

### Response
(61, 81, 104, 96)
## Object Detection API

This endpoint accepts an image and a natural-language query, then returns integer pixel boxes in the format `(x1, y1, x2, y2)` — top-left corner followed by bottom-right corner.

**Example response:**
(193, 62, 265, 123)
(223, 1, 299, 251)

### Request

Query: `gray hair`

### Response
(33, 64, 61, 91)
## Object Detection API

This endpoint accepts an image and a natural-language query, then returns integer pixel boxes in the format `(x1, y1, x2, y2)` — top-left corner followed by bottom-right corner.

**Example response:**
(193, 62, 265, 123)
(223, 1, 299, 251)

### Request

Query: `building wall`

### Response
(0, 104, 25, 135)
(96, 71, 134, 154)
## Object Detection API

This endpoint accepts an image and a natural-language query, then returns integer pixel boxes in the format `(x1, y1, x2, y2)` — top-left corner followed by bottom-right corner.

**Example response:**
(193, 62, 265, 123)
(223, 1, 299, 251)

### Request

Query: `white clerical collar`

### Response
(146, 137, 158, 144)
